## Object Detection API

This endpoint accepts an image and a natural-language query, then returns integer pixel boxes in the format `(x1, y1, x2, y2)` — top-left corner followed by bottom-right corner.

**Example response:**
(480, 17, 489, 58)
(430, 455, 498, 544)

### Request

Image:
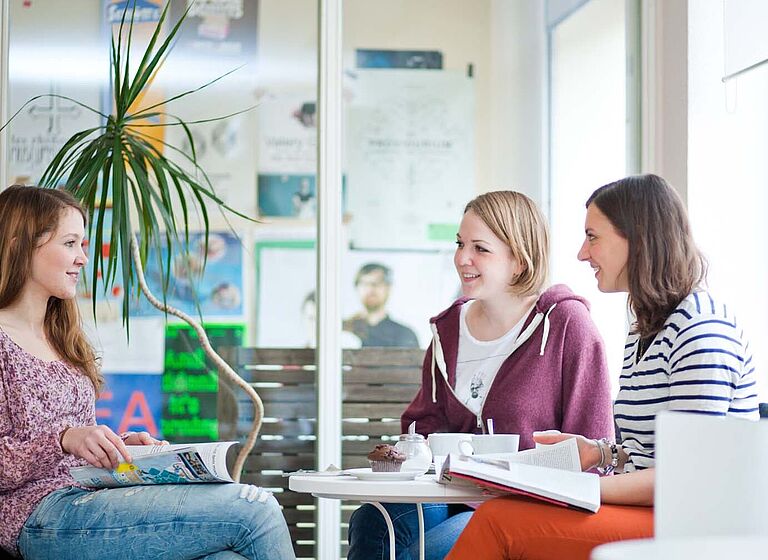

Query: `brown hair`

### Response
(586, 174, 707, 338)
(464, 191, 549, 296)
(0, 185, 101, 389)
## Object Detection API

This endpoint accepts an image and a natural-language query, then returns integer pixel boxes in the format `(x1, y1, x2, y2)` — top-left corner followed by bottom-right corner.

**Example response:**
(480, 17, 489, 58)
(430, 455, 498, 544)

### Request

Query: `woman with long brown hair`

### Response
(447, 174, 759, 560)
(0, 185, 295, 560)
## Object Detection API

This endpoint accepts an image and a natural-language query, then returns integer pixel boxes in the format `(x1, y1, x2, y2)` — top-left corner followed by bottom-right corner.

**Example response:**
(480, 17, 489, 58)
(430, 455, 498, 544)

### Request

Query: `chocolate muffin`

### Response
(367, 444, 406, 472)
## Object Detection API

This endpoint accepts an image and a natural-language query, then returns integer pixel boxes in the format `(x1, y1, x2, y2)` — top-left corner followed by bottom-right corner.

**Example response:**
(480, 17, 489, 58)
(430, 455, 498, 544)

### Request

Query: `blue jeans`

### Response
(18, 485, 295, 560)
(347, 503, 473, 560)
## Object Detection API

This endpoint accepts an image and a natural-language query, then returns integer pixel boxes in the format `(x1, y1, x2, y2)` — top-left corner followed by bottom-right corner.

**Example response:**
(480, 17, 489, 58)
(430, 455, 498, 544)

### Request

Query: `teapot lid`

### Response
(398, 433, 425, 442)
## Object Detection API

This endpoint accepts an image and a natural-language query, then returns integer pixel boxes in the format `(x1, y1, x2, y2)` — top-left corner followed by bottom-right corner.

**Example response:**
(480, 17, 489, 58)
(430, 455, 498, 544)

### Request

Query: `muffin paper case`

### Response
(367, 444, 406, 472)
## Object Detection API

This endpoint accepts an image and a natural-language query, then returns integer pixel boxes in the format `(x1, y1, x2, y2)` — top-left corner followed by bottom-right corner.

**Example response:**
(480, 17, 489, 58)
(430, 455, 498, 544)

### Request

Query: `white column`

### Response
(0, 0, 10, 188)
(641, 0, 688, 199)
(626, 0, 642, 175)
(316, 0, 343, 558)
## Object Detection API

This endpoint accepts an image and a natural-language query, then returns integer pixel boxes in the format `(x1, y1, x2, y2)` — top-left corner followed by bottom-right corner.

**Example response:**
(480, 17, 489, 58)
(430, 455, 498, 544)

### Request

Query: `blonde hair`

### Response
(464, 191, 549, 296)
(0, 185, 102, 389)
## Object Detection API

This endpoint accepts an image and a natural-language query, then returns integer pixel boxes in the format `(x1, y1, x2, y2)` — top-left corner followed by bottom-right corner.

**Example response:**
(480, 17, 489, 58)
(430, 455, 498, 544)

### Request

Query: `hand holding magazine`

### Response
(438, 438, 601, 512)
(70, 441, 238, 488)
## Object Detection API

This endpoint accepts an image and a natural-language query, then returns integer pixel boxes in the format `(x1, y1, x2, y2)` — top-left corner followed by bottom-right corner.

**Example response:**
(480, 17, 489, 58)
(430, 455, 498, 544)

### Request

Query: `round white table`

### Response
(591, 536, 768, 559)
(289, 473, 490, 560)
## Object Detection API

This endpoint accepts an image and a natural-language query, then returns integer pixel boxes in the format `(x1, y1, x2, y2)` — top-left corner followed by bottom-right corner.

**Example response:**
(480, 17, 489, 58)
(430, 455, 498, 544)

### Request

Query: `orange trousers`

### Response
(446, 496, 653, 560)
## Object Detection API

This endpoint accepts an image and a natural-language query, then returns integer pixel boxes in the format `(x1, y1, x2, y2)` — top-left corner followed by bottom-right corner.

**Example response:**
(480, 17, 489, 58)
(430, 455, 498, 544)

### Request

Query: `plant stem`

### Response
(129, 233, 263, 481)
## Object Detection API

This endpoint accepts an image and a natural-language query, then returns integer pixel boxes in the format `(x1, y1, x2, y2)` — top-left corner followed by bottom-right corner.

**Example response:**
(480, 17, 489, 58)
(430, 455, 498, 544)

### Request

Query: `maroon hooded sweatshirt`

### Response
(401, 284, 614, 450)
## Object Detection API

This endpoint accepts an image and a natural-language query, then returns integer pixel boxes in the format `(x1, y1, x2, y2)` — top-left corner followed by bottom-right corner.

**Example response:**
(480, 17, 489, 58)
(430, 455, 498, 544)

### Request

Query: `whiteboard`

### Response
(346, 70, 474, 250)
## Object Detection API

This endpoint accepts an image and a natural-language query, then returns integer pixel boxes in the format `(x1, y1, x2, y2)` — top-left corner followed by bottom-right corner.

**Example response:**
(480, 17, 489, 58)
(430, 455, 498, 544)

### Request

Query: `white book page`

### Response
(507, 438, 581, 472)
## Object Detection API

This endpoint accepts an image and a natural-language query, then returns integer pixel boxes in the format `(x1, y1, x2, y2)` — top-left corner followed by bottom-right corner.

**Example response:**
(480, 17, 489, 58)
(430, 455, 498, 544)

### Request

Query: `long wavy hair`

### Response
(464, 190, 549, 296)
(0, 185, 101, 389)
(586, 174, 707, 338)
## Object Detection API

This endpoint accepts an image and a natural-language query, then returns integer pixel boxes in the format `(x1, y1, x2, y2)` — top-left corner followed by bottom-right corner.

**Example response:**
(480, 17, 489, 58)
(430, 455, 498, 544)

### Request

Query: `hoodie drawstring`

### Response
(430, 339, 437, 403)
(430, 323, 447, 403)
(539, 303, 558, 356)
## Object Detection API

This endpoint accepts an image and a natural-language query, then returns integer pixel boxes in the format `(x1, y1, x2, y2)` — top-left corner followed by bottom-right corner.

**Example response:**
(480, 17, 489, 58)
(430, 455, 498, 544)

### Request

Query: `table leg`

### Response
(366, 501, 396, 560)
(417, 503, 425, 560)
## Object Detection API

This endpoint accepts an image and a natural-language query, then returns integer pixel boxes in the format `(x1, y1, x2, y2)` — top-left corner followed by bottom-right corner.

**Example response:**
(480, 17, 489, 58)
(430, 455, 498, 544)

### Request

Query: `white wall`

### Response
(687, 0, 768, 396)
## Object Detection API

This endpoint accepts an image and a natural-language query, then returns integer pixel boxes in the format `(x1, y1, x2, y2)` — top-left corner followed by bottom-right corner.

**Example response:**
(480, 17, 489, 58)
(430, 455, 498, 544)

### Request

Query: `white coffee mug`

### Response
(460, 434, 520, 456)
(426, 433, 473, 457)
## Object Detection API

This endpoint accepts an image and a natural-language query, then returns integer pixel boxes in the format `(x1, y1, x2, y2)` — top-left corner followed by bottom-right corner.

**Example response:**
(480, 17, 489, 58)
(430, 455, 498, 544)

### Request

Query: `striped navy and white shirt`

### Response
(615, 291, 759, 471)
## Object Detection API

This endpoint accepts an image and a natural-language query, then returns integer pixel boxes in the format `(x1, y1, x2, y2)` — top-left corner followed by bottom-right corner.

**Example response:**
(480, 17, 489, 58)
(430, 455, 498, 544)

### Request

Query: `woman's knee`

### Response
(473, 497, 524, 521)
(348, 503, 391, 539)
(230, 485, 287, 530)
(349, 503, 440, 536)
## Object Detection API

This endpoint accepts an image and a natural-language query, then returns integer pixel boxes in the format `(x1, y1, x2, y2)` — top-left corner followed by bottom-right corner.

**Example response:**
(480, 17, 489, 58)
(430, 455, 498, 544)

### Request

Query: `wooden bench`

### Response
(218, 347, 424, 559)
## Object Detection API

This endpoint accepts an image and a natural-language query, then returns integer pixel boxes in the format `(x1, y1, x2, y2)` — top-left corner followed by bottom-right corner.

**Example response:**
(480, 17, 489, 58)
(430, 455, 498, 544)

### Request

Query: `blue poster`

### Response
(131, 231, 244, 317)
(258, 174, 316, 217)
(356, 49, 443, 69)
(97, 373, 163, 438)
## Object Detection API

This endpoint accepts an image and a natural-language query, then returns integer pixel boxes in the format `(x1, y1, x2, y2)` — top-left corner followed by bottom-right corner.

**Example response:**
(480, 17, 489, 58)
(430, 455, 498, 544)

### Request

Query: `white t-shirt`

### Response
(455, 300, 535, 415)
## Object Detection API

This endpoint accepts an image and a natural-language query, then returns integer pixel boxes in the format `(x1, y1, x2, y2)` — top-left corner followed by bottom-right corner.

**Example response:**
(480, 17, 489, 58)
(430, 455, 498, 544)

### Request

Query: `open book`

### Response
(438, 438, 600, 512)
(69, 441, 238, 488)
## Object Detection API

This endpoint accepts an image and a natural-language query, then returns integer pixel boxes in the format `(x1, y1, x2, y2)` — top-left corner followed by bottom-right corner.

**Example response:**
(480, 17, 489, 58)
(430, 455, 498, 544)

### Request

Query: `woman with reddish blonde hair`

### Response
(0, 185, 295, 560)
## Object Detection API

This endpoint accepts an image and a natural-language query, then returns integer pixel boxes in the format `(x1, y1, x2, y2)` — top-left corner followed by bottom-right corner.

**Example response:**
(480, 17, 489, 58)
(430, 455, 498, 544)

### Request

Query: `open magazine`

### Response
(69, 441, 238, 488)
(438, 438, 600, 512)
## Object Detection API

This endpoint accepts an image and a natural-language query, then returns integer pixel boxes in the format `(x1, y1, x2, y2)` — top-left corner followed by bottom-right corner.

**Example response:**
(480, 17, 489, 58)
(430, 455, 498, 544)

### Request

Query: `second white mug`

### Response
(460, 434, 520, 456)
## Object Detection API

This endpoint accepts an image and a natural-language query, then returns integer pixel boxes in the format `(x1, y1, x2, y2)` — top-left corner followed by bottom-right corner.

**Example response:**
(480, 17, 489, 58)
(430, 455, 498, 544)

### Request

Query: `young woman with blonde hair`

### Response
(348, 190, 614, 560)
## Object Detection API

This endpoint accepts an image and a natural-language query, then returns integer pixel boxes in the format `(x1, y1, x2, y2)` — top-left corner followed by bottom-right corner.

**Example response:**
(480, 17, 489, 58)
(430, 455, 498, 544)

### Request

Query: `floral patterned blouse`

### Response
(0, 327, 95, 557)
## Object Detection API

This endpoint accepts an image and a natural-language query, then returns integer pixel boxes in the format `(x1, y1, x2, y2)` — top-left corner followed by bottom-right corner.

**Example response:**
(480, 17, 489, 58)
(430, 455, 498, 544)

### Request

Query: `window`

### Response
(548, 0, 640, 392)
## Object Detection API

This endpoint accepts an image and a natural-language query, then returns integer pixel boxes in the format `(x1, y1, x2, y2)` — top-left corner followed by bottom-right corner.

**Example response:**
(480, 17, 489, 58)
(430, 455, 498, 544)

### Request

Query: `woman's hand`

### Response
(60, 425, 132, 469)
(532, 430, 601, 471)
(120, 431, 168, 447)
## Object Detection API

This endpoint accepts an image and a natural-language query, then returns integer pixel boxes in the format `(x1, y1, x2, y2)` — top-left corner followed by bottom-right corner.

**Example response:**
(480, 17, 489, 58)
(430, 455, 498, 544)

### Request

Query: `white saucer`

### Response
(344, 468, 419, 481)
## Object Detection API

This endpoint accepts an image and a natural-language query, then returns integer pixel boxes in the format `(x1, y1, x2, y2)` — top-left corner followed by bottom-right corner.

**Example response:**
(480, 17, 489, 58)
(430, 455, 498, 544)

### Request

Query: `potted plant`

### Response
(1, 1, 262, 481)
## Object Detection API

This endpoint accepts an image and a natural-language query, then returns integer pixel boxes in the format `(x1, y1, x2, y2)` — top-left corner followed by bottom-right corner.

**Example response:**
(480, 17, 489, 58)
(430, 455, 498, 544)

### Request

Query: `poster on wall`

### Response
(161, 0, 260, 213)
(356, 49, 443, 70)
(256, 89, 316, 174)
(77, 208, 124, 321)
(162, 323, 245, 442)
(6, 0, 105, 185)
(255, 240, 457, 349)
(346, 69, 474, 249)
(7, 82, 101, 185)
(103, 0, 168, 161)
(85, 319, 166, 373)
(76, 207, 166, 374)
(97, 373, 163, 438)
(258, 174, 317, 218)
(131, 231, 245, 318)
(256, 89, 319, 217)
